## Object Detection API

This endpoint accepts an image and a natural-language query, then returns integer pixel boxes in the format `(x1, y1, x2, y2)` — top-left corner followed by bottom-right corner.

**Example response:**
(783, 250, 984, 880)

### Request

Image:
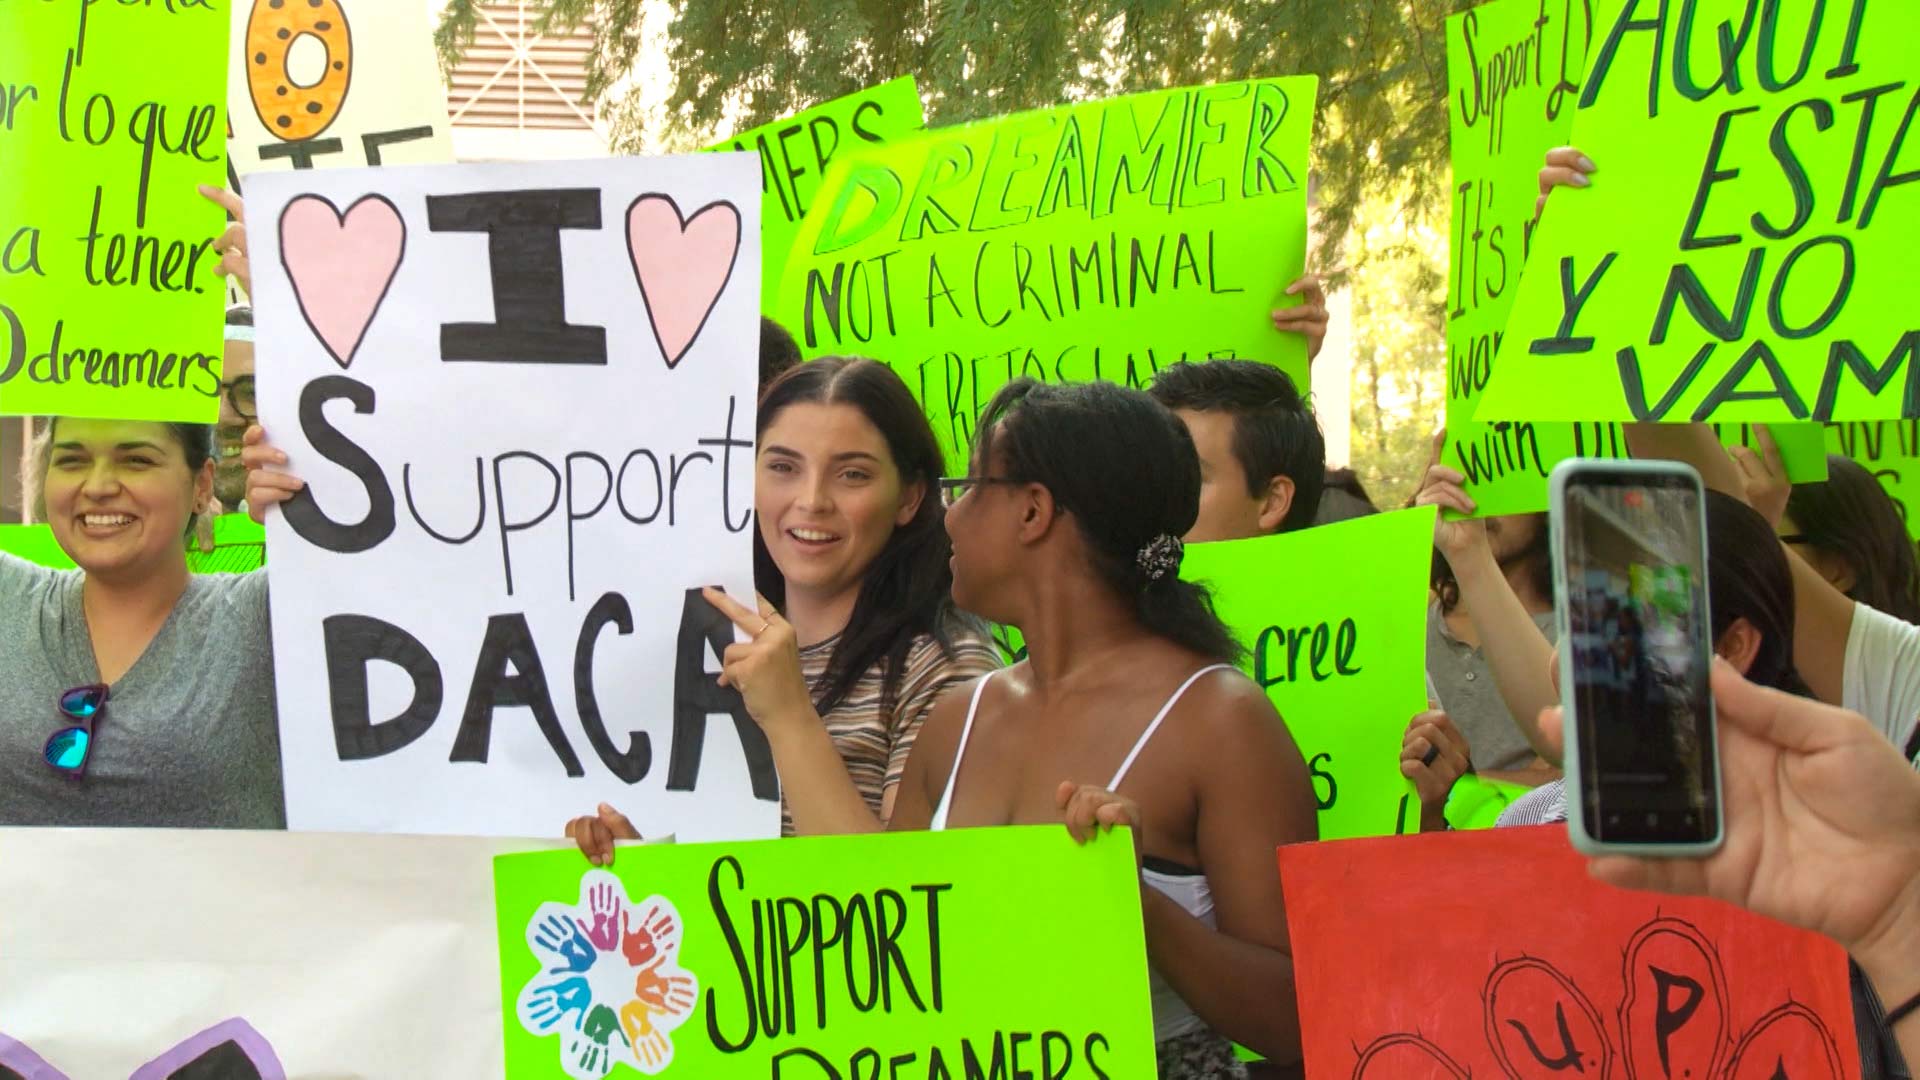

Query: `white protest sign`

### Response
(0, 827, 522, 1078)
(248, 155, 773, 840)
(225, 0, 455, 181)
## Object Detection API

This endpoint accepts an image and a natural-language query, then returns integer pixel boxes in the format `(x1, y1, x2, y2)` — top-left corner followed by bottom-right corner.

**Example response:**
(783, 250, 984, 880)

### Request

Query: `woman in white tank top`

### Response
(742, 381, 1320, 1078)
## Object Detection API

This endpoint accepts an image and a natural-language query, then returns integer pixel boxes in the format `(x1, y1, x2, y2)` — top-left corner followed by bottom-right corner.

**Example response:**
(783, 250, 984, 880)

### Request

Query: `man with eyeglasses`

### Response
(214, 307, 257, 511)
(185, 306, 259, 555)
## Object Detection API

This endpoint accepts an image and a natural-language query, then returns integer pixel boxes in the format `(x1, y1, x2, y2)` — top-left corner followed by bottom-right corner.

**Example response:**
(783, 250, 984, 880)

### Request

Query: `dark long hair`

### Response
(1785, 454, 1920, 624)
(973, 379, 1243, 664)
(1705, 491, 1809, 695)
(754, 358, 961, 715)
(1432, 513, 1554, 616)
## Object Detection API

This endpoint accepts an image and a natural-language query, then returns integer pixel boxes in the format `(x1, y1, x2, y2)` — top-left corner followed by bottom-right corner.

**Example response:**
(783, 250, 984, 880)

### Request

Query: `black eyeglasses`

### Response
(1777, 533, 1809, 545)
(221, 375, 256, 420)
(938, 476, 1021, 508)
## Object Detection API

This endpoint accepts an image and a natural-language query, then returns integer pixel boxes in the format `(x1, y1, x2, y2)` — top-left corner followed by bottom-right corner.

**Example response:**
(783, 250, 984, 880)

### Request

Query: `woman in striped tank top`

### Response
(733, 379, 1321, 1078)
(567, 357, 1000, 849)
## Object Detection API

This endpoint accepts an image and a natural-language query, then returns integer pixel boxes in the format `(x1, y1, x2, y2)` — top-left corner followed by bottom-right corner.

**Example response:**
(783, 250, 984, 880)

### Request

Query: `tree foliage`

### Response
(435, 0, 1467, 493)
(437, 0, 1471, 272)
(1344, 189, 1447, 510)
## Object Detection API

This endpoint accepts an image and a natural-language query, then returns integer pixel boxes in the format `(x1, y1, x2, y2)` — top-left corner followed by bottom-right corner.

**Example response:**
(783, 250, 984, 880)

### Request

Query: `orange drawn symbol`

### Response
(245, 0, 353, 142)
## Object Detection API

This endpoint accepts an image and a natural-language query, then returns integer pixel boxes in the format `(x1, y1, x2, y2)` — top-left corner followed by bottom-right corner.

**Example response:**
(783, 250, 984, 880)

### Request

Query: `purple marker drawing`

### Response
(1, 1019, 284, 1080)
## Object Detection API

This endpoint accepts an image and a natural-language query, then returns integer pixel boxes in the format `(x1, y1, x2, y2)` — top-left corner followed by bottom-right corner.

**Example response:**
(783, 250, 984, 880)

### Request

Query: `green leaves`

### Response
(435, 0, 1473, 269)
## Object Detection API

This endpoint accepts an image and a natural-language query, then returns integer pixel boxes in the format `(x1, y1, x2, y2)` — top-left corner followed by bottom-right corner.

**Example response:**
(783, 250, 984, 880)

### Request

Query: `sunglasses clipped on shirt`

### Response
(43, 684, 109, 780)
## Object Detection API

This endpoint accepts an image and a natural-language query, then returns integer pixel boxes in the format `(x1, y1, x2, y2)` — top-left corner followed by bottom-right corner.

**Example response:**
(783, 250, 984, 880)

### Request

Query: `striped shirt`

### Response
(1497, 778, 1568, 827)
(782, 622, 1003, 836)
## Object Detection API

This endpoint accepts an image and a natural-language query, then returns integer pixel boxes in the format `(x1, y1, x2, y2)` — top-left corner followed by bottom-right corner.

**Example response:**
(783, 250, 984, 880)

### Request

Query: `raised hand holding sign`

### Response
(0, 2, 230, 421)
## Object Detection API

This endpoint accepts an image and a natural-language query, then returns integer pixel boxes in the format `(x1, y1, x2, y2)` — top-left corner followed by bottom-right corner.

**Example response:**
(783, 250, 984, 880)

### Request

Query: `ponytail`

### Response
(976, 379, 1244, 664)
(1136, 574, 1245, 665)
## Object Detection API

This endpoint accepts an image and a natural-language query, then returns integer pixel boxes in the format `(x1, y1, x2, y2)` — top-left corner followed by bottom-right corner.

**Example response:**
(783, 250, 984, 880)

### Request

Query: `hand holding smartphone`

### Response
(1550, 459, 1724, 856)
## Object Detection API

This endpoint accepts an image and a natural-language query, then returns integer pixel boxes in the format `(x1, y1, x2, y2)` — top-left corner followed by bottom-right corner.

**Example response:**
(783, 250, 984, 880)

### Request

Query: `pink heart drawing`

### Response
(278, 194, 406, 370)
(626, 195, 741, 369)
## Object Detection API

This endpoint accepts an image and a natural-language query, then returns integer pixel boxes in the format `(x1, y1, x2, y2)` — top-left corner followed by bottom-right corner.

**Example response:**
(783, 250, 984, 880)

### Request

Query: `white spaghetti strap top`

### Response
(926, 662, 1237, 1044)
(1105, 663, 1234, 790)
(928, 672, 997, 831)
(928, 663, 1234, 831)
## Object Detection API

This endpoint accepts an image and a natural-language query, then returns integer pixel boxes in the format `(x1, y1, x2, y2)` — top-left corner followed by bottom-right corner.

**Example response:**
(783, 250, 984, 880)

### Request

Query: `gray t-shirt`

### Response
(0, 552, 285, 828)
(1426, 599, 1560, 773)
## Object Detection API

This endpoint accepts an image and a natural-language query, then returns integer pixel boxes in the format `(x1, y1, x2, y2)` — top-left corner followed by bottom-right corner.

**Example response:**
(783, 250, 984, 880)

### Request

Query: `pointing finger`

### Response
(701, 586, 764, 633)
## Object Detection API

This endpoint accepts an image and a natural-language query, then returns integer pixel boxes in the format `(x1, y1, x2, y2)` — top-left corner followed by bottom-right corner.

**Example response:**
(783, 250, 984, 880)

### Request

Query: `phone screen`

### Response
(1563, 471, 1719, 845)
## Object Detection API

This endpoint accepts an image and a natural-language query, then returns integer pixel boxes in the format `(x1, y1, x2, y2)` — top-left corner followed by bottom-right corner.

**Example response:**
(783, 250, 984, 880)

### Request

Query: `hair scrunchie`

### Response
(1136, 533, 1184, 584)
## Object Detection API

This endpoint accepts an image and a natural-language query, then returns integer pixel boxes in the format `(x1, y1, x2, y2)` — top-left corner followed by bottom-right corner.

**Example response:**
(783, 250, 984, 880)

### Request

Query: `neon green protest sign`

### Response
(0, 1, 229, 422)
(776, 78, 1317, 471)
(1449, 417, 1830, 517)
(1181, 508, 1436, 840)
(0, 516, 264, 574)
(1826, 421, 1920, 541)
(706, 78, 926, 310)
(1440, 1, 1830, 514)
(1441, 0, 1588, 517)
(1478, 0, 1917, 427)
(494, 826, 1155, 1078)
(1444, 774, 1536, 831)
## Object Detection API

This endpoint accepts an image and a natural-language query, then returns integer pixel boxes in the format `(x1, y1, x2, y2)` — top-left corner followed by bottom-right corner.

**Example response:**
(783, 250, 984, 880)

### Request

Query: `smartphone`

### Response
(1549, 459, 1723, 856)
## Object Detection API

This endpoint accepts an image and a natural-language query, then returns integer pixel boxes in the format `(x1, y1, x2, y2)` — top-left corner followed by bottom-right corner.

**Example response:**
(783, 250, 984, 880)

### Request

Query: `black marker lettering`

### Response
(667, 589, 779, 800)
(427, 189, 608, 365)
(811, 893, 847, 1029)
(1767, 234, 1853, 340)
(1581, 0, 1671, 117)
(698, 395, 755, 534)
(256, 137, 345, 169)
(874, 888, 926, 1012)
(1505, 1002, 1588, 1071)
(562, 452, 613, 601)
(323, 614, 443, 760)
(283, 375, 396, 554)
(708, 856, 759, 1053)
(450, 613, 585, 776)
(1651, 965, 1707, 1076)
(1618, 342, 1719, 421)
(1672, 0, 1757, 102)
(1858, 83, 1920, 230)
(617, 449, 665, 525)
(1530, 254, 1616, 355)
(492, 450, 562, 597)
(1652, 246, 1765, 344)
(403, 460, 487, 544)
(1837, 83, 1904, 225)
(1812, 331, 1920, 421)
(1680, 106, 1760, 250)
(1754, 99, 1831, 240)
(574, 592, 651, 784)
(1692, 341, 1810, 421)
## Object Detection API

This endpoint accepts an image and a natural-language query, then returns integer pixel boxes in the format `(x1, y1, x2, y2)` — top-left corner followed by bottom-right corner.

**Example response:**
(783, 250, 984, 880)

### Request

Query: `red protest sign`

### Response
(1280, 827, 1858, 1080)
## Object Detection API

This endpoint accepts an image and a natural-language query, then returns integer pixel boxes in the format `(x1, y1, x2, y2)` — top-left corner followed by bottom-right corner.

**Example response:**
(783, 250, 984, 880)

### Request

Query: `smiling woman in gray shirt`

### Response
(0, 417, 283, 829)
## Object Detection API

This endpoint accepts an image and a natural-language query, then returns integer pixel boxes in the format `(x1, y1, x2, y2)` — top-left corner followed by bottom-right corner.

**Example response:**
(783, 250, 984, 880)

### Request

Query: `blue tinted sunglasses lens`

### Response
(59, 687, 104, 719)
(45, 728, 89, 770)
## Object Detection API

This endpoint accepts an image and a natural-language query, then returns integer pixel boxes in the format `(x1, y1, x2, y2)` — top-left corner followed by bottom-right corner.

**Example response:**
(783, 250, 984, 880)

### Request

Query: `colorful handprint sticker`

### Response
(516, 870, 699, 1078)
